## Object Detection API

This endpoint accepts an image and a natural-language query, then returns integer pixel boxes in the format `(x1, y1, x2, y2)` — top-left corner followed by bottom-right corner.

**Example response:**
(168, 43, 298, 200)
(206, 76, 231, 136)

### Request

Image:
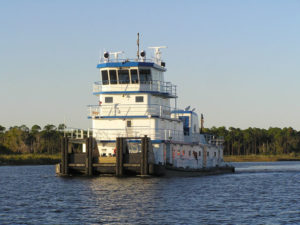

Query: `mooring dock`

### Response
(56, 136, 158, 176)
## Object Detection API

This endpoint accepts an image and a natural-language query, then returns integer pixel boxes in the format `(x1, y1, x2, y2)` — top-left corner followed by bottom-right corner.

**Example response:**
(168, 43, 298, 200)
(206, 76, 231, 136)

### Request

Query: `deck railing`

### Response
(92, 128, 184, 142)
(93, 80, 177, 97)
(63, 128, 92, 139)
(87, 104, 174, 118)
(99, 58, 156, 63)
(204, 134, 224, 146)
(63, 127, 184, 142)
(63, 128, 217, 145)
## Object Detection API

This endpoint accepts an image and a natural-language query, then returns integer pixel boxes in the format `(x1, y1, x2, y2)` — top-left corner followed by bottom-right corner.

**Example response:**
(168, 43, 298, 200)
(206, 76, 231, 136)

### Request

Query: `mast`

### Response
(137, 32, 140, 60)
(200, 114, 204, 133)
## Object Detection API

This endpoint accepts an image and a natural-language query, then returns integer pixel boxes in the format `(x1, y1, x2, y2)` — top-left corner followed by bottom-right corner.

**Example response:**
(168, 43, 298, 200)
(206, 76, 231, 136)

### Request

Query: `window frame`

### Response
(109, 70, 118, 84)
(101, 70, 109, 85)
(139, 69, 152, 83)
(130, 69, 139, 84)
(118, 69, 130, 84)
(135, 96, 144, 103)
(105, 97, 113, 103)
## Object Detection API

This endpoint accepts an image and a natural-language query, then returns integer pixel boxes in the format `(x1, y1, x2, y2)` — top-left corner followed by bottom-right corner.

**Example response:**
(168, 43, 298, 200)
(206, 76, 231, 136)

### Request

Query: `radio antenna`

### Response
(137, 33, 140, 60)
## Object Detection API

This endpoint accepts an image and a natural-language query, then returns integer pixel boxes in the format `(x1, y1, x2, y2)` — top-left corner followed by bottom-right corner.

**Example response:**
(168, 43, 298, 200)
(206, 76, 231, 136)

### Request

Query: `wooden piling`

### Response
(65, 137, 69, 175)
(141, 136, 149, 175)
(116, 137, 124, 176)
(89, 137, 93, 175)
(61, 137, 65, 174)
(61, 137, 69, 175)
(86, 137, 93, 176)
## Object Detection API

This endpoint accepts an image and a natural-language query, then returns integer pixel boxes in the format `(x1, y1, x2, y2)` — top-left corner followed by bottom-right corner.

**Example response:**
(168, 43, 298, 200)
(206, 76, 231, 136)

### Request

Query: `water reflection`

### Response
(1, 162, 300, 224)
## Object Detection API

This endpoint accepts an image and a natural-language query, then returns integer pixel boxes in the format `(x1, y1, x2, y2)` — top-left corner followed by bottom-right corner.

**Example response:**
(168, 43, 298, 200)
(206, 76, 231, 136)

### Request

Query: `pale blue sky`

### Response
(1, 0, 300, 129)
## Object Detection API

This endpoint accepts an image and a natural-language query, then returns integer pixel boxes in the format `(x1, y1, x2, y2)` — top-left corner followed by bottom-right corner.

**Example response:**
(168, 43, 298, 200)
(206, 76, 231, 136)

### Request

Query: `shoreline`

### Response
(1, 154, 300, 166)
(0, 154, 60, 166)
(224, 155, 300, 162)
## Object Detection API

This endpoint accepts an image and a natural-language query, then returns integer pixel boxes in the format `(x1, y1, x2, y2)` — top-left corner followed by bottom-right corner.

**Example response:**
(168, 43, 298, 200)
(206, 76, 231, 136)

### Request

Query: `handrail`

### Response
(87, 104, 174, 118)
(63, 127, 218, 145)
(93, 80, 177, 97)
(92, 127, 184, 142)
(98, 58, 157, 63)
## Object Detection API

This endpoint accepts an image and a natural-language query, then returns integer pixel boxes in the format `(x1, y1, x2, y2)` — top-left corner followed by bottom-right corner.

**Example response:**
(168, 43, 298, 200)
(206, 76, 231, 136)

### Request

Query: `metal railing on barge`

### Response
(63, 128, 216, 144)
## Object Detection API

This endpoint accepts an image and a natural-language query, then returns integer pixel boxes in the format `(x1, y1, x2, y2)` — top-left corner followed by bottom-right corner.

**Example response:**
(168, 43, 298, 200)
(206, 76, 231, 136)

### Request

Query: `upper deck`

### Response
(94, 59, 177, 98)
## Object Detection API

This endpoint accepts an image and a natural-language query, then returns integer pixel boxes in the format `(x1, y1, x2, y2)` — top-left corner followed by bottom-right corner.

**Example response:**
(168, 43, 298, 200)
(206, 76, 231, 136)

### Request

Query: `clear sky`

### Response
(1, 0, 300, 130)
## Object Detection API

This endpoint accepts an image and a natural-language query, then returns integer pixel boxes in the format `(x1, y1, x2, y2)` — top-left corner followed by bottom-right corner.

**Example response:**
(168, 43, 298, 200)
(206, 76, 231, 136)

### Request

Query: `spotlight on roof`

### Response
(104, 51, 109, 58)
(140, 50, 146, 58)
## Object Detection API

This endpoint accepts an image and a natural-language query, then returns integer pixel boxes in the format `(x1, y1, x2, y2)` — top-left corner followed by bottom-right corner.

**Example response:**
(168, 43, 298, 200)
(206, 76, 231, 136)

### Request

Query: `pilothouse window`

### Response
(130, 69, 138, 84)
(101, 70, 109, 85)
(118, 70, 130, 84)
(109, 70, 117, 84)
(139, 69, 151, 83)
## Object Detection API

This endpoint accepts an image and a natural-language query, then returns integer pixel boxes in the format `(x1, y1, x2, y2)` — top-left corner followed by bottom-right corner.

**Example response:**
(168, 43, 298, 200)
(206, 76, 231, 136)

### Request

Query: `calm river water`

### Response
(1, 161, 300, 224)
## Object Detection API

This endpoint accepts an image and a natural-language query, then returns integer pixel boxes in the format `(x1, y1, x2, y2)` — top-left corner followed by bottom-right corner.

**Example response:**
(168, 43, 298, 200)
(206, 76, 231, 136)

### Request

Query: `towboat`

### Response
(56, 37, 234, 176)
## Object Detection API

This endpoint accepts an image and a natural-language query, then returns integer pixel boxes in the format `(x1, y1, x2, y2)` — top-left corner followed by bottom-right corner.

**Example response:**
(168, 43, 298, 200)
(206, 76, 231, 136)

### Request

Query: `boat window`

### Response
(118, 70, 130, 84)
(101, 70, 109, 85)
(130, 69, 139, 84)
(139, 69, 151, 83)
(135, 96, 144, 102)
(199, 151, 201, 156)
(105, 97, 113, 103)
(207, 152, 209, 157)
(214, 152, 217, 157)
(109, 70, 117, 84)
(179, 116, 190, 136)
(127, 120, 131, 127)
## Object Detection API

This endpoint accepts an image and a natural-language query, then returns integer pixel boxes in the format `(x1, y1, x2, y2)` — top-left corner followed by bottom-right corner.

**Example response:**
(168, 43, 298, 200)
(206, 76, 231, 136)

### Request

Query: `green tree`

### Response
(29, 125, 42, 153)
(42, 124, 58, 154)
(58, 124, 66, 132)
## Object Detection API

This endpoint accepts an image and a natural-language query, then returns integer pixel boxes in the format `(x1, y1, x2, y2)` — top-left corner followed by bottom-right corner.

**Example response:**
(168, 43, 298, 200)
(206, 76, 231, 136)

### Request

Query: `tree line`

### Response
(0, 124, 66, 154)
(1, 124, 300, 156)
(204, 126, 300, 156)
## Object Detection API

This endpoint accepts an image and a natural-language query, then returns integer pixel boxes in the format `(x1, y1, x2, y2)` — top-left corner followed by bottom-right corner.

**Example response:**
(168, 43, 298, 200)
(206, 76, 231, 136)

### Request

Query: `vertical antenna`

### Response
(200, 114, 204, 134)
(137, 32, 140, 60)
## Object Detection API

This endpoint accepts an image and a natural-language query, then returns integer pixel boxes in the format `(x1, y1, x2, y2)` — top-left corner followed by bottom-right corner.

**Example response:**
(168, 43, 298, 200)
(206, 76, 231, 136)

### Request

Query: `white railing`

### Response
(99, 58, 157, 63)
(63, 127, 205, 144)
(63, 128, 92, 139)
(204, 134, 224, 146)
(92, 127, 184, 142)
(88, 104, 173, 118)
(93, 80, 177, 97)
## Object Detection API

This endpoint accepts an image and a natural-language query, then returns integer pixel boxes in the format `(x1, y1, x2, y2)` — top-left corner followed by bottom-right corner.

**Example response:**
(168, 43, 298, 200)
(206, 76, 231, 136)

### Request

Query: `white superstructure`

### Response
(88, 47, 225, 169)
